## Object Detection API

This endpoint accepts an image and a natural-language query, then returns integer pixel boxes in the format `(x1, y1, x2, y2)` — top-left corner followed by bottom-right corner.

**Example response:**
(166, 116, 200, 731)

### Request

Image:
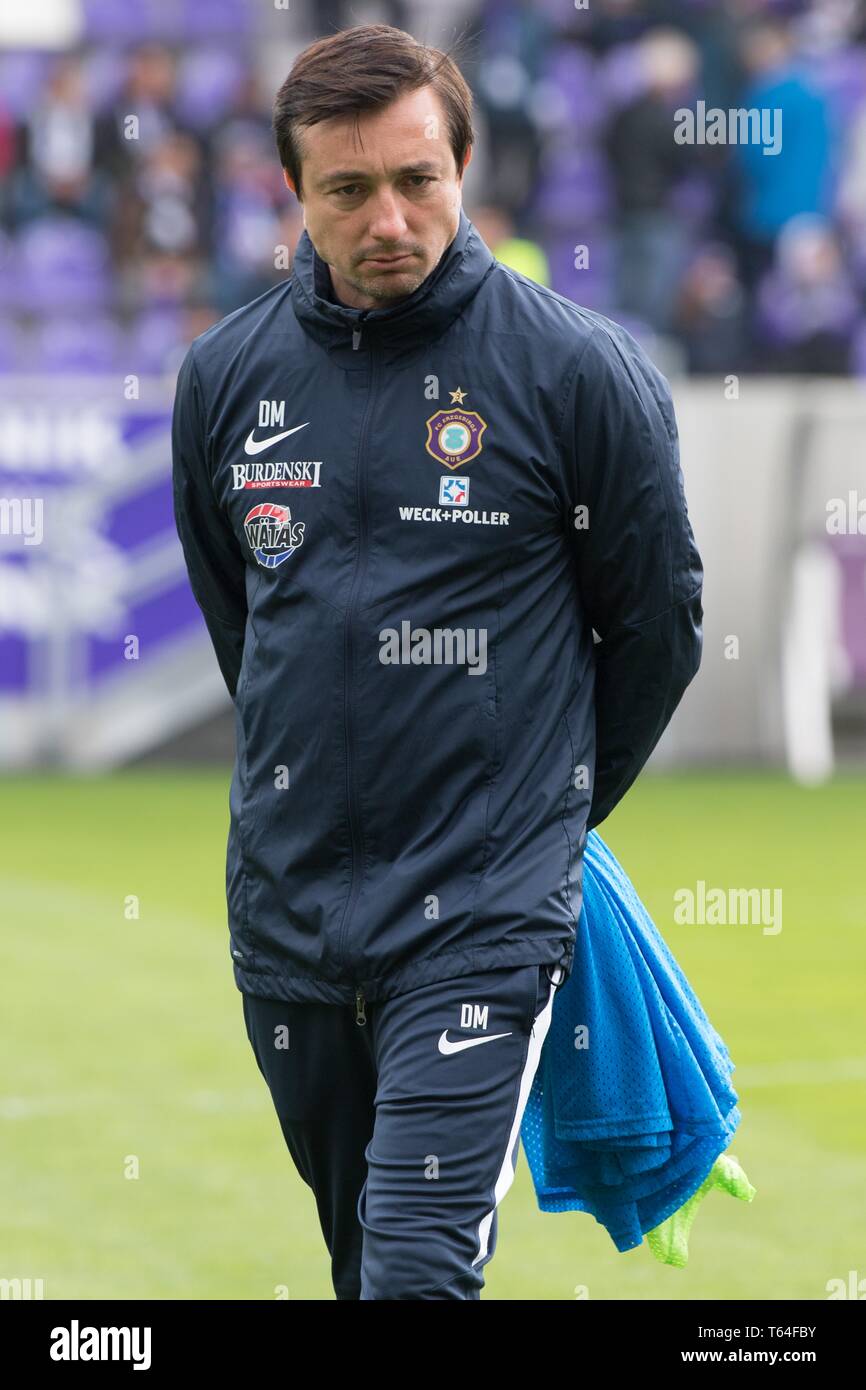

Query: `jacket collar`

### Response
(290, 207, 496, 358)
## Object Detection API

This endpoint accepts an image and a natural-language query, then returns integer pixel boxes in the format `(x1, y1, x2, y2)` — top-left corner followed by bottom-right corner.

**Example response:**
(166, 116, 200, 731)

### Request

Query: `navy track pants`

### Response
(241, 961, 564, 1299)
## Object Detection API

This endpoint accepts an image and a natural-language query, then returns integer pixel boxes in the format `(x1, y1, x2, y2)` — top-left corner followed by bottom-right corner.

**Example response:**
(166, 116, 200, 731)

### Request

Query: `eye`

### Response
(332, 184, 363, 198)
(406, 175, 433, 188)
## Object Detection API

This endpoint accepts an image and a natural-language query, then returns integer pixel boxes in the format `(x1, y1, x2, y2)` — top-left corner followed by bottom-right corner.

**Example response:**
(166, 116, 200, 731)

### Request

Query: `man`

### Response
(171, 23, 703, 1300)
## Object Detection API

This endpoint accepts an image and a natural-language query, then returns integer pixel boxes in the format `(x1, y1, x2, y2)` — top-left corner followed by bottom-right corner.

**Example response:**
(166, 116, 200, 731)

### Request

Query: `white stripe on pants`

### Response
(472, 964, 563, 1265)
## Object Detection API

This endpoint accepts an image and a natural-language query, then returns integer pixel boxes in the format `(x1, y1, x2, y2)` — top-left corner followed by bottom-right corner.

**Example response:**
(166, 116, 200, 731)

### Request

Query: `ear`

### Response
(283, 168, 299, 199)
(459, 145, 473, 180)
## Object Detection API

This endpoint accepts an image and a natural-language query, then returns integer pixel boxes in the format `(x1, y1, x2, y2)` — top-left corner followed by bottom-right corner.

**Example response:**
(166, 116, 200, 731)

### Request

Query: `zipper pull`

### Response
(354, 988, 367, 1026)
(352, 326, 362, 350)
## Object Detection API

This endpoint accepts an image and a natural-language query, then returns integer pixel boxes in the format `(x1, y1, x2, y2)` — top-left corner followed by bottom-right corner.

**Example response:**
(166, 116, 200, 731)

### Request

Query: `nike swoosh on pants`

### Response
(437, 1030, 513, 1055)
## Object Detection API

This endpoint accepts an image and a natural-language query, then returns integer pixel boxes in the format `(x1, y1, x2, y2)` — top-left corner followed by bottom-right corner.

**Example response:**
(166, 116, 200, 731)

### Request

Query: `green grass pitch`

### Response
(1, 769, 863, 1299)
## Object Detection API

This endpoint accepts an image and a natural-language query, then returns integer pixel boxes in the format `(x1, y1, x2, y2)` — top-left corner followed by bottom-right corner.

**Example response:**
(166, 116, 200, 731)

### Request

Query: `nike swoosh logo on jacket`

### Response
(244, 423, 309, 455)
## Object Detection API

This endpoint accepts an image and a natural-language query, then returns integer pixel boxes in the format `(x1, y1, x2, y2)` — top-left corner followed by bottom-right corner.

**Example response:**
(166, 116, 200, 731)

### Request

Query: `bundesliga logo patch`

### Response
(244, 502, 305, 569)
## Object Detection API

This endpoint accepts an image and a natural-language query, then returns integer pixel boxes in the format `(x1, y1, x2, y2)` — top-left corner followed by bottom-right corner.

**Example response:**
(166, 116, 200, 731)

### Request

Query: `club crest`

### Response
(425, 405, 487, 469)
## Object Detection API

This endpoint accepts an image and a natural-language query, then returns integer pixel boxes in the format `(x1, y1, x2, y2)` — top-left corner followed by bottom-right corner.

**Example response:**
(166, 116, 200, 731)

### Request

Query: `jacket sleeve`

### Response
(559, 321, 703, 829)
(171, 344, 248, 699)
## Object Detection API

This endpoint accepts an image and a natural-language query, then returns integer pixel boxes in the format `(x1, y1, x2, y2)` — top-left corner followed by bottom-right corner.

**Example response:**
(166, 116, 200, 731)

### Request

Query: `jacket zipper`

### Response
(336, 319, 377, 1013)
(354, 988, 367, 1026)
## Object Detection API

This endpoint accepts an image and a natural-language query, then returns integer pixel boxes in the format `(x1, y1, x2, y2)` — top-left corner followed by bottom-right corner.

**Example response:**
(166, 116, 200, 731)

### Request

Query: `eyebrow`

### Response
(315, 160, 442, 190)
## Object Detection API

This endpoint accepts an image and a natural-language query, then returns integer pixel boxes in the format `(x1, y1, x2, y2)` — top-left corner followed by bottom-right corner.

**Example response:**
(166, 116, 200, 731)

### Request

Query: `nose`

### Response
(366, 186, 409, 245)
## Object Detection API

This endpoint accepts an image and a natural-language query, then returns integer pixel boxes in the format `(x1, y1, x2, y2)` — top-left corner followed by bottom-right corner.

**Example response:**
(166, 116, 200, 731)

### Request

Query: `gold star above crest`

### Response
(449, 387, 468, 404)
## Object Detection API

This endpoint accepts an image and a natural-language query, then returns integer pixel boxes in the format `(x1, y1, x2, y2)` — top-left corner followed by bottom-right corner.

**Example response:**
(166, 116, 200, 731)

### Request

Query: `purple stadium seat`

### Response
(175, 50, 248, 130)
(11, 220, 111, 313)
(0, 318, 19, 374)
(598, 42, 647, 112)
(147, 0, 192, 40)
(0, 51, 53, 120)
(533, 146, 612, 228)
(82, 47, 129, 115)
(84, 0, 205, 40)
(545, 231, 613, 308)
(129, 308, 184, 374)
(0, 228, 16, 308)
(669, 173, 716, 228)
(81, 0, 156, 40)
(8, 321, 40, 372)
(34, 314, 125, 373)
(182, 0, 253, 38)
(530, 0, 579, 28)
(811, 47, 866, 132)
(542, 46, 607, 132)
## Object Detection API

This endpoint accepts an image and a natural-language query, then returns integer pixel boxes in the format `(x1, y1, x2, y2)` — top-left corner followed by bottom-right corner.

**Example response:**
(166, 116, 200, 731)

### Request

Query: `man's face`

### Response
(284, 85, 471, 310)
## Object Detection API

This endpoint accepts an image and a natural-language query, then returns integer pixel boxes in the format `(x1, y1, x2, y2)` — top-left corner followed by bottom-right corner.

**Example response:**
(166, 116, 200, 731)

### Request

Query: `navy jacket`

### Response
(171, 208, 703, 1012)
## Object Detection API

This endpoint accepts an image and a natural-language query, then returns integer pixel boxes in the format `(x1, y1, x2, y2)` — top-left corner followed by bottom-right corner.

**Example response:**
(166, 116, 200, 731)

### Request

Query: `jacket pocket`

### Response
(522, 964, 553, 1037)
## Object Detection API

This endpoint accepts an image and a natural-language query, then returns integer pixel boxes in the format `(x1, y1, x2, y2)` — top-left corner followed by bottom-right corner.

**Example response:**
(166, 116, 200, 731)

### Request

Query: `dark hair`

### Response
(272, 24, 474, 200)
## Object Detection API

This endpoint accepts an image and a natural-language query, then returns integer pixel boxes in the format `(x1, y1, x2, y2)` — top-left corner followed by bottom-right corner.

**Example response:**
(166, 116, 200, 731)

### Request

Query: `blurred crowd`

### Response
(2, 0, 866, 375)
(0, 38, 301, 376)
(468, 0, 866, 375)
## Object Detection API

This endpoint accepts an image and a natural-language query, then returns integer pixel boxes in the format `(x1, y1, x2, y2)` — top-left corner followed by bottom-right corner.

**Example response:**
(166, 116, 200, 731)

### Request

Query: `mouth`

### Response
(363, 252, 415, 268)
